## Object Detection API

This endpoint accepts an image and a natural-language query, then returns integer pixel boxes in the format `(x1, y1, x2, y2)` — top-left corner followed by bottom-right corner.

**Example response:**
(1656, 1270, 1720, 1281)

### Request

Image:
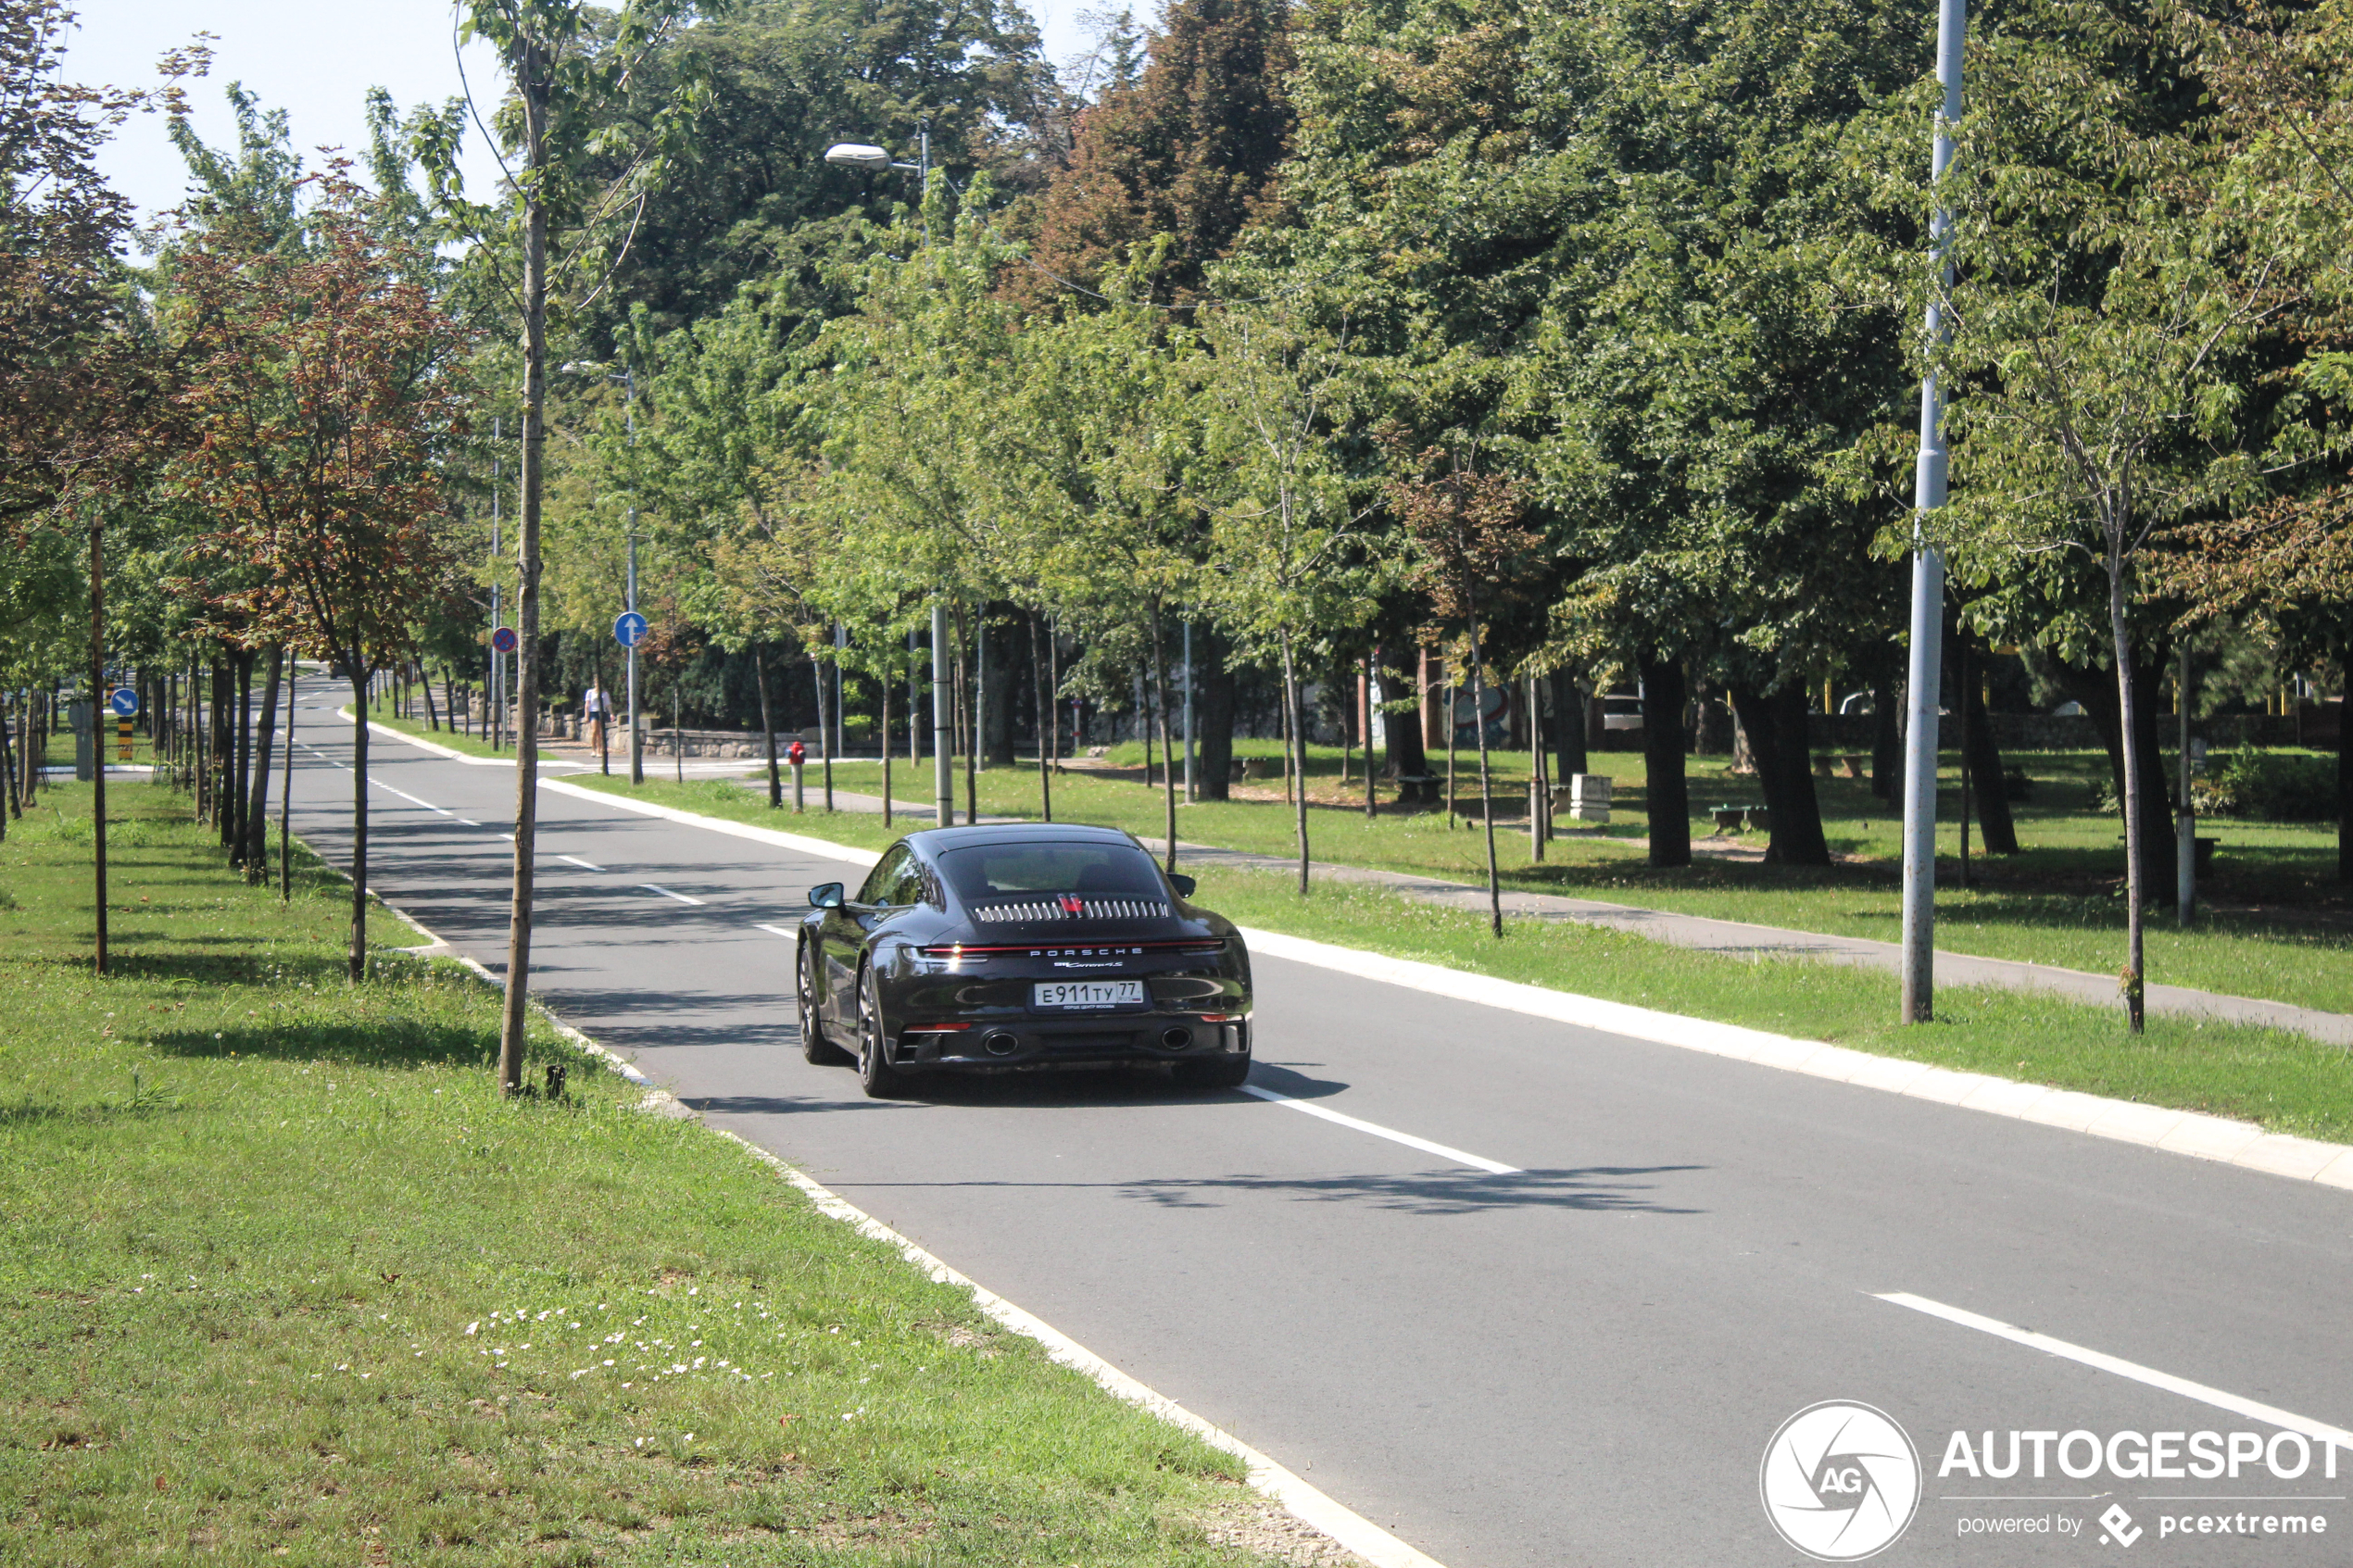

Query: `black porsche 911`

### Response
(795, 823, 1254, 1098)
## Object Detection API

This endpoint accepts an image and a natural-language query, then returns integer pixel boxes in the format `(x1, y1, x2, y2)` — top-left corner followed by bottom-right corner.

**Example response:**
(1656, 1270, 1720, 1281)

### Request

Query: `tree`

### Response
(432, 0, 719, 1094)
(0, 1, 202, 972)
(1201, 305, 1377, 894)
(1017, 0, 1293, 309)
(1932, 3, 2296, 1029)
(174, 169, 473, 982)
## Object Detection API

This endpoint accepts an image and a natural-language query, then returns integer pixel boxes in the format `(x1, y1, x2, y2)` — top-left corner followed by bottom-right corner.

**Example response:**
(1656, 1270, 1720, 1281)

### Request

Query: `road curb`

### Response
(1236, 926, 2353, 1194)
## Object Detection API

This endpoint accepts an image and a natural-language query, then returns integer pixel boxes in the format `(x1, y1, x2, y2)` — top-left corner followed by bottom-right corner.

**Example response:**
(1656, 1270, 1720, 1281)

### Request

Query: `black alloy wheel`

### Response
(799, 943, 847, 1064)
(857, 967, 908, 1098)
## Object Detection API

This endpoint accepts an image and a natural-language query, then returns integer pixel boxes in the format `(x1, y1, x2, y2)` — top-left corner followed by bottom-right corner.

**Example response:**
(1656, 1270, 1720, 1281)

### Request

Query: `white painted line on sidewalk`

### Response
(754, 923, 799, 940)
(1240, 1085, 1519, 1175)
(1238, 927, 2353, 1195)
(640, 883, 706, 907)
(559, 855, 604, 872)
(729, 1142, 1453, 1568)
(1878, 1292, 2353, 1459)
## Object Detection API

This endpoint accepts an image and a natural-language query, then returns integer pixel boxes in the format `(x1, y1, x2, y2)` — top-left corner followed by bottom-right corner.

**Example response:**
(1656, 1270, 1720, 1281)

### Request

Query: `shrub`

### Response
(2202, 748, 2336, 822)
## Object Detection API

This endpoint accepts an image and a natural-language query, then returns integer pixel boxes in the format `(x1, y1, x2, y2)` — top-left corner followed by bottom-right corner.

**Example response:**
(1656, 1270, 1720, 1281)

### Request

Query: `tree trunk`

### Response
(2339, 630, 2353, 883)
(2057, 647, 2176, 898)
(1466, 609, 1502, 937)
(1642, 653, 1691, 868)
(421, 660, 441, 732)
(498, 42, 551, 1096)
(2108, 563, 2146, 1032)
(1030, 610, 1054, 822)
(1954, 631, 2019, 855)
(213, 659, 233, 847)
(0, 691, 18, 829)
(245, 646, 282, 883)
(282, 654, 296, 900)
(1197, 627, 1238, 801)
(817, 653, 834, 812)
(880, 679, 893, 829)
(232, 649, 255, 867)
(1364, 647, 1378, 818)
(89, 521, 107, 973)
(1151, 603, 1176, 869)
(755, 644, 780, 809)
(1692, 677, 1732, 755)
(1552, 668, 1586, 783)
(1870, 659, 1899, 804)
(348, 671, 371, 983)
(1729, 682, 1831, 866)
(1280, 630, 1309, 894)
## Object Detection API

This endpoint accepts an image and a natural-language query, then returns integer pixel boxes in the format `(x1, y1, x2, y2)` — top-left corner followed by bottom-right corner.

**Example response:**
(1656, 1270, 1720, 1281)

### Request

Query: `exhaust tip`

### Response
(983, 1031, 1020, 1057)
(1160, 1026, 1192, 1051)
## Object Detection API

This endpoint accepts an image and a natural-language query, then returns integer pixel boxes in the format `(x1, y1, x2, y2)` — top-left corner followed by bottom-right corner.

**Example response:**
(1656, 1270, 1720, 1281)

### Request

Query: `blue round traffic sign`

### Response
(613, 611, 648, 648)
(109, 686, 138, 717)
(492, 626, 519, 654)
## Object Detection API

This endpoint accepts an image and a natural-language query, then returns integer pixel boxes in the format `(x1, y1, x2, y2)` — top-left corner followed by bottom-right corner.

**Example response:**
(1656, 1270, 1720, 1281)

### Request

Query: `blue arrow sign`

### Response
(613, 611, 649, 648)
(491, 625, 519, 654)
(109, 686, 138, 717)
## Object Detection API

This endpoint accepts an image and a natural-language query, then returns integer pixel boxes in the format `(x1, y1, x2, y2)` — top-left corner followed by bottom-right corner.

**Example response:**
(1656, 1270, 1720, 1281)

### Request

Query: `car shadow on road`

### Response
(1110, 1161, 1708, 1217)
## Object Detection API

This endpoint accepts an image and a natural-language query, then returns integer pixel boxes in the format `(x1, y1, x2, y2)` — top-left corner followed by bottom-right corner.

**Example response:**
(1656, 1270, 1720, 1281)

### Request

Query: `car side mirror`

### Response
(808, 882, 844, 910)
(1167, 873, 1197, 898)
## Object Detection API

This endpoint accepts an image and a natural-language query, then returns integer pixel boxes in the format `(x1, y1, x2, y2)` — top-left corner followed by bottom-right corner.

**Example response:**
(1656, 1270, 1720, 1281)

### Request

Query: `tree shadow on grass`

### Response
(146, 1019, 497, 1072)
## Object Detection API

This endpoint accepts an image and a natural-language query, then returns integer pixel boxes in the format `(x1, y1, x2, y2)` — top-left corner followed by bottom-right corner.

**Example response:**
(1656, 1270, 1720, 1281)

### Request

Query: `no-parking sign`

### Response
(492, 626, 519, 654)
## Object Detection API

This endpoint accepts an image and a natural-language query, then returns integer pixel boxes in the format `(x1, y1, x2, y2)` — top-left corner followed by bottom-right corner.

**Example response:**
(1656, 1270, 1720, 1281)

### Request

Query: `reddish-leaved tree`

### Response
(173, 169, 472, 981)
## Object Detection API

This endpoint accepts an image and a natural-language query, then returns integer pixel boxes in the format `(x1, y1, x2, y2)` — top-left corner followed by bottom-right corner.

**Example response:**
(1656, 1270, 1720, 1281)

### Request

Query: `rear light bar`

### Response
(920, 938, 1227, 958)
(901, 1022, 975, 1034)
(1197, 1012, 1245, 1023)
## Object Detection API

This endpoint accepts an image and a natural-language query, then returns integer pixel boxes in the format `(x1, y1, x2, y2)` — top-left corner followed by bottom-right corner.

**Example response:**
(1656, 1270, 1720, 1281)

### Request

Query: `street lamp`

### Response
(561, 359, 643, 785)
(828, 126, 953, 828)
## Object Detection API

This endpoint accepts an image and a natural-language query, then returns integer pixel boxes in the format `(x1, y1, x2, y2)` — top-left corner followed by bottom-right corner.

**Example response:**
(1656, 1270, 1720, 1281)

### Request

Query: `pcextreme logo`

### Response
(1761, 1400, 1924, 1562)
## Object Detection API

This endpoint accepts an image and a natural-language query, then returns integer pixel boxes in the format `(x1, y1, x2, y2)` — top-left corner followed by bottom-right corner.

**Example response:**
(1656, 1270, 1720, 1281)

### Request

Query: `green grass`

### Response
(0, 784, 1302, 1567)
(583, 746, 2353, 1015)
(551, 774, 2353, 1145)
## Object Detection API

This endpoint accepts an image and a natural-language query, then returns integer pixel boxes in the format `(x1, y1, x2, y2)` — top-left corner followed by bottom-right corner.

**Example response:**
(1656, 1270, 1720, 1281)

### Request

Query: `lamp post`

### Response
(1900, 0, 1967, 1023)
(826, 126, 950, 825)
(561, 360, 642, 784)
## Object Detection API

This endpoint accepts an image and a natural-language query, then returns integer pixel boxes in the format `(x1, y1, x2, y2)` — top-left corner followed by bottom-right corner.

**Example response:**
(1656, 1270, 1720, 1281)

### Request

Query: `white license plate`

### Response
(1033, 980, 1146, 1010)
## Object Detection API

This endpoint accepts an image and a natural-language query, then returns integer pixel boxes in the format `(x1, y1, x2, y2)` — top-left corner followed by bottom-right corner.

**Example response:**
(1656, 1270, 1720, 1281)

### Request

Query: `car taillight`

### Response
(1197, 1012, 1244, 1023)
(902, 1022, 975, 1034)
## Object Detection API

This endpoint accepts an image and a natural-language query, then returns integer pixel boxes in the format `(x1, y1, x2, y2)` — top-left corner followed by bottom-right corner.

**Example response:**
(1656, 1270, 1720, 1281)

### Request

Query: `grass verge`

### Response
(0, 783, 1307, 1566)
(552, 778, 2353, 1147)
(355, 701, 562, 763)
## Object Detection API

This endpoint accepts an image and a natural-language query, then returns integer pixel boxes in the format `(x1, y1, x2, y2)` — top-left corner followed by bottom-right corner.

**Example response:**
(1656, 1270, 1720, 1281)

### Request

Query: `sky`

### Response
(64, 0, 1092, 228)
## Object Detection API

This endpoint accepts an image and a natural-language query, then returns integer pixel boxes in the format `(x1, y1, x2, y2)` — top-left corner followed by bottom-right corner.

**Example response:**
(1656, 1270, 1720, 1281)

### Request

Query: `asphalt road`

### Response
(281, 675, 2353, 1567)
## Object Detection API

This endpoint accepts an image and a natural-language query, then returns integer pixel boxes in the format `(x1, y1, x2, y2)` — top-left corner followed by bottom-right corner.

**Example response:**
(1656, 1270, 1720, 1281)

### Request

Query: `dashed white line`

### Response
(458, 818, 481, 827)
(640, 884, 706, 907)
(1239, 1085, 1520, 1175)
(754, 923, 799, 940)
(559, 855, 604, 872)
(370, 778, 450, 815)
(1878, 1292, 2353, 1460)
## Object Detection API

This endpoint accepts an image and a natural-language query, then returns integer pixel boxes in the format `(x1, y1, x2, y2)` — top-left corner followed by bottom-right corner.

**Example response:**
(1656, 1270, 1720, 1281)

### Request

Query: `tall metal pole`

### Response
(1900, 0, 1966, 1024)
(625, 370, 643, 785)
(833, 622, 847, 757)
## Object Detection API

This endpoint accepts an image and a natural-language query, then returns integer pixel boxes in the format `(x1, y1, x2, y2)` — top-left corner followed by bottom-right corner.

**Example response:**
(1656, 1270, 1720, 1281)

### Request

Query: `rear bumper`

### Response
(891, 1012, 1251, 1072)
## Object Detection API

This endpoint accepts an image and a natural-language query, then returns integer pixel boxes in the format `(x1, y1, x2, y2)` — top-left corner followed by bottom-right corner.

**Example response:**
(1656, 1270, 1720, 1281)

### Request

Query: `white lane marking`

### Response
(1239, 1085, 1518, 1175)
(1879, 1292, 2353, 1457)
(641, 883, 706, 907)
(754, 923, 799, 940)
(559, 855, 604, 872)
(459, 819, 482, 827)
(371, 778, 450, 815)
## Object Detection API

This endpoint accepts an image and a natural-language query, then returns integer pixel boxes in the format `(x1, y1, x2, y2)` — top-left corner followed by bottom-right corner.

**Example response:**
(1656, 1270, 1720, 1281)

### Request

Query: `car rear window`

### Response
(937, 842, 1165, 903)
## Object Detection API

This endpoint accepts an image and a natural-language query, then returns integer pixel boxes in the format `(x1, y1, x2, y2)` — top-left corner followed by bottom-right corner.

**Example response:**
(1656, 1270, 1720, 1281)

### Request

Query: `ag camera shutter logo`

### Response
(1760, 1400, 1922, 1561)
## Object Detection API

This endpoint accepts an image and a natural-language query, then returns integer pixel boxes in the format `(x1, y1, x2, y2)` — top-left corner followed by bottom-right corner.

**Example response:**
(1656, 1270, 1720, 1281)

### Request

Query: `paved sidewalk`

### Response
(733, 774, 2353, 1048)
